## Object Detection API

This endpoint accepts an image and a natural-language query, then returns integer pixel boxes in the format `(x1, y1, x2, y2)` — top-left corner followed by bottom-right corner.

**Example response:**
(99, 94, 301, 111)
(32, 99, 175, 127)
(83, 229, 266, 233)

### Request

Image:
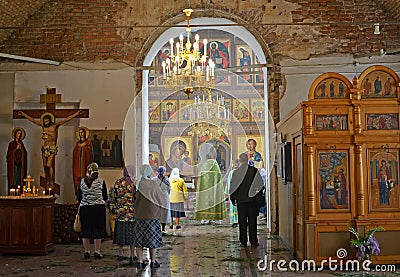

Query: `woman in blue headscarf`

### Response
(153, 166, 170, 232)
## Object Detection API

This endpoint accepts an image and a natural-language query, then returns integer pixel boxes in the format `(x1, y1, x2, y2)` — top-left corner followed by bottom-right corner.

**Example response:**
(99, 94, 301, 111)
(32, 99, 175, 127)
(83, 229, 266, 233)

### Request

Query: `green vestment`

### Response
(195, 159, 227, 220)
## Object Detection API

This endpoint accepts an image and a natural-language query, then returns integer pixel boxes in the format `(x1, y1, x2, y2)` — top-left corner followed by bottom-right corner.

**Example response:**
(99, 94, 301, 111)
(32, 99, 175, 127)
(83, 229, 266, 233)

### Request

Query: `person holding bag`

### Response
(76, 162, 108, 259)
(229, 153, 264, 248)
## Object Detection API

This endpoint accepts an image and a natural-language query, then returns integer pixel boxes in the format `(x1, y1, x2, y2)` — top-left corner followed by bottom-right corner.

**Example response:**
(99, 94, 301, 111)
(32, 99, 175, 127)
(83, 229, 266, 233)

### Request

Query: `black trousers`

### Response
(237, 202, 259, 246)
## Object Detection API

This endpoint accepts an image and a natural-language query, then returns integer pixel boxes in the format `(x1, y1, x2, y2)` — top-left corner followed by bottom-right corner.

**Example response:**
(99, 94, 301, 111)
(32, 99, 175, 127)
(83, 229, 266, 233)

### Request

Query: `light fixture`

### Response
(0, 53, 61, 66)
(162, 8, 215, 99)
(374, 23, 380, 35)
(188, 88, 230, 138)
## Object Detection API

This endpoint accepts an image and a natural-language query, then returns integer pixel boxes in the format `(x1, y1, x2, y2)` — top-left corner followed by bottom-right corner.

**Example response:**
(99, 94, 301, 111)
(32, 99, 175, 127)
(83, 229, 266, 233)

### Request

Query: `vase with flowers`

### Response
(348, 226, 384, 261)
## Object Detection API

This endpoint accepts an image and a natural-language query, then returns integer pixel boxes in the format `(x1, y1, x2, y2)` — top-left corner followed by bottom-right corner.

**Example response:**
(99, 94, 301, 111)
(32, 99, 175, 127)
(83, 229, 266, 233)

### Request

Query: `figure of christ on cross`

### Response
(18, 110, 83, 192)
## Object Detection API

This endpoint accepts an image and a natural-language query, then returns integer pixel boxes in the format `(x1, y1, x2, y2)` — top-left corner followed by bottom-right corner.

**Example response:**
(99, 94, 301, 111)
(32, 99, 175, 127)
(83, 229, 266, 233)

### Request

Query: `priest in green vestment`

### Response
(195, 151, 227, 221)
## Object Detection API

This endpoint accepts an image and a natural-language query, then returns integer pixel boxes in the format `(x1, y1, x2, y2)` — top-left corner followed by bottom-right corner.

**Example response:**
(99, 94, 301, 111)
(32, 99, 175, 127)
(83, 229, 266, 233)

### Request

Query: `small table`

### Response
(0, 196, 56, 255)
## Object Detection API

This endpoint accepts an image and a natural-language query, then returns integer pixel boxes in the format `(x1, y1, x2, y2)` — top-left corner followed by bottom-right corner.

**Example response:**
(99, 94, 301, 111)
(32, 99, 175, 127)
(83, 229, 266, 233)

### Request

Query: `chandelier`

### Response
(161, 8, 215, 99)
(188, 88, 231, 138)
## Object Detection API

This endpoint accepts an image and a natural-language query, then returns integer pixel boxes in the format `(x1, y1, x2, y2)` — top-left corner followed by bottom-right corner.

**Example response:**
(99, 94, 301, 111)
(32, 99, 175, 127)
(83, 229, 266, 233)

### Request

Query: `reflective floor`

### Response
(1, 217, 398, 276)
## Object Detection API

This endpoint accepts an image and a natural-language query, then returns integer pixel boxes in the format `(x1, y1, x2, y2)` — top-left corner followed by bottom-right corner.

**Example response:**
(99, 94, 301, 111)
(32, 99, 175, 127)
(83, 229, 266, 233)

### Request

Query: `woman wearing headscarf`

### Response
(76, 162, 108, 259)
(169, 168, 188, 229)
(106, 165, 137, 262)
(133, 164, 166, 269)
(153, 166, 170, 232)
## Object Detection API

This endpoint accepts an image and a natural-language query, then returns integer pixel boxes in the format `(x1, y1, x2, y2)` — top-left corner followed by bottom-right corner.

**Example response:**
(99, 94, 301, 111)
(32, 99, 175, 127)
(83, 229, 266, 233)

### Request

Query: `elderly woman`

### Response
(153, 166, 170, 232)
(106, 165, 137, 262)
(76, 162, 108, 259)
(134, 164, 167, 269)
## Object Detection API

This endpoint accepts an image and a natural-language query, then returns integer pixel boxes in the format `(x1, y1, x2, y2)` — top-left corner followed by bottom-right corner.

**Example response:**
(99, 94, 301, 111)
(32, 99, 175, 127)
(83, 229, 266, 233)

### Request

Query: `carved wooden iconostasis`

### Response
(289, 65, 400, 264)
(147, 31, 266, 179)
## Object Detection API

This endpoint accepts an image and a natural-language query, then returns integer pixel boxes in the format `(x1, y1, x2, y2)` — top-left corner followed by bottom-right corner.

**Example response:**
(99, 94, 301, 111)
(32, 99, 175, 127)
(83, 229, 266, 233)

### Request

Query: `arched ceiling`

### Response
(0, 0, 399, 63)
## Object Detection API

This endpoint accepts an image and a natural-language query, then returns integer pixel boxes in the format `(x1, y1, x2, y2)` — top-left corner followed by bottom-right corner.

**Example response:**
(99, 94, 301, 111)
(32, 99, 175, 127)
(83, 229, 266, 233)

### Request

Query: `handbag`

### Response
(253, 189, 266, 208)
(73, 206, 81, 232)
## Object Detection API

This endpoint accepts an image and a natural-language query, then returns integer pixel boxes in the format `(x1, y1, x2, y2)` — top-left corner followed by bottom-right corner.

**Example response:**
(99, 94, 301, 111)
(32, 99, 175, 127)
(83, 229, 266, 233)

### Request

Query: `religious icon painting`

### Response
(236, 45, 253, 85)
(360, 71, 397, 98)
(162, 136, 193, 173)
(148, 60, 157, 87)
(315, 114, 348, 131)
(254, 55, 264, 85)
(366, 113, 399, 130)
(161, 100, 178, 123)
(250, 98, 265, 121)
(368, 148, 400, 211)
(156, 46, 171, 86)
(149, 100, 161, 123)
(88, 129, 124, 168)
(200, 38, 231, 85)
(149, 151, 161, 173)
(317, 151, 349, 211)
(178, 99, 194, 122)
(236, 135, 265, 169)
(232, 98, 250, 122)
(313, 78, 349, 99)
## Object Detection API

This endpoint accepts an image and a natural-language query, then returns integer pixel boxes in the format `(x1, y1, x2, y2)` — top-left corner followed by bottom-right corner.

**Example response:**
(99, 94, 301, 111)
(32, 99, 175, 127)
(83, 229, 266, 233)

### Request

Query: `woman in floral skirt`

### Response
(107, 165, 137, 262)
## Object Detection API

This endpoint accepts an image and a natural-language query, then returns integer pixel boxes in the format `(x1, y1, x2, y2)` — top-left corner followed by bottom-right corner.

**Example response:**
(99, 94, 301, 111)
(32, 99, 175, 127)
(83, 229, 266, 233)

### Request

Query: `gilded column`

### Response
(305, 106, 313, 135)
(307, 145, 316, 218)
(354, 105, 362, 134)
(355, 145, 365, 217)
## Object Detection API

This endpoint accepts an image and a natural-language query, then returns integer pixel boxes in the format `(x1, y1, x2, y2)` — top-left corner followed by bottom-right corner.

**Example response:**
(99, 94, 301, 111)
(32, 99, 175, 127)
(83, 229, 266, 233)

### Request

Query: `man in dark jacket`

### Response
(230, 153, 264, 247)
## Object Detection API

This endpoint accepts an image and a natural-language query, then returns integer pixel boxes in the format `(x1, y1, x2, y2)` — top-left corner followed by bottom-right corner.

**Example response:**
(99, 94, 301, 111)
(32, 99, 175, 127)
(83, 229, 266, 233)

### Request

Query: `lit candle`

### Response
(17, 186, 20, 196)
(43, 191, 45, 195)
(170, 38, 174, 56)
(179, 34, 183, 49)
(203, 39, 207, 56)
(49, 188, 52, 195)
(162, 61, 166, 79)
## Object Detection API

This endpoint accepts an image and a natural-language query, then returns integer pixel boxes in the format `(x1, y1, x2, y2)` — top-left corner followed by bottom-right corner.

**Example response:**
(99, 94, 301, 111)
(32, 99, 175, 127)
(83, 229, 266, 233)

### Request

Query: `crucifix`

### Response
(13, 87, 89, 194)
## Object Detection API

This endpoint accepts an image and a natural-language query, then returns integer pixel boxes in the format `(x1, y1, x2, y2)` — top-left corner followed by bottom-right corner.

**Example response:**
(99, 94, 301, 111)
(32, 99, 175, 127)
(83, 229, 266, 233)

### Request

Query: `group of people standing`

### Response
(76, 161, 190, 269)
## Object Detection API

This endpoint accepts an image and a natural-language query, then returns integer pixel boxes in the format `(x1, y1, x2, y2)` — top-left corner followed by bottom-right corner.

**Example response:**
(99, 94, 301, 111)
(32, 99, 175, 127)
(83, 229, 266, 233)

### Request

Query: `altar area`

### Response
(0, 196, 56, 255)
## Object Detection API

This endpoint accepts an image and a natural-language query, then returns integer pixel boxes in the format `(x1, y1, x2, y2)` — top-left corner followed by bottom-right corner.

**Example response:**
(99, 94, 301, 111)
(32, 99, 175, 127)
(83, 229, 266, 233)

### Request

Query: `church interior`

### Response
(0, 0, 400, 275)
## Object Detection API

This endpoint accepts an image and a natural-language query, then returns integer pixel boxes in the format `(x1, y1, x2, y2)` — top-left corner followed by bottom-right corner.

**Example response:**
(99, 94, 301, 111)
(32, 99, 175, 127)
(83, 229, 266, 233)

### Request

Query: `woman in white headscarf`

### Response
(133, 164, 166, 269)
(169, 168, 188, 230)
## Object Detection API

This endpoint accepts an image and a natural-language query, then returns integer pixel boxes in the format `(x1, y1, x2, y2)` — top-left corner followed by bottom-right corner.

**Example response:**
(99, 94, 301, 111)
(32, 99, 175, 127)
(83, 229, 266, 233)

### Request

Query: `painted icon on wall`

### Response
(318, 151, 349, 210)
(366, 113, 399, 130)
(369, 149, 399, 210)
(89, 129, 124, 168)
(316, 114, 348, 130)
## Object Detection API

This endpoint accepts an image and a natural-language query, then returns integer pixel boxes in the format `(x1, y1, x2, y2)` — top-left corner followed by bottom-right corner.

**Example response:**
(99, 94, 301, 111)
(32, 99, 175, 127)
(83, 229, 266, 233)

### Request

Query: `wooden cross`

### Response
(13, 87, 89, 194)
(13, 87, 89, 120)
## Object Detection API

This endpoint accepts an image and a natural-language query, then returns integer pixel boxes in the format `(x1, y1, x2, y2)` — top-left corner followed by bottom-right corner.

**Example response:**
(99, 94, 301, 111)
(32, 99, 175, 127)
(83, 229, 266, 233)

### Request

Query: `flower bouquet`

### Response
(348, 226, 384, 261)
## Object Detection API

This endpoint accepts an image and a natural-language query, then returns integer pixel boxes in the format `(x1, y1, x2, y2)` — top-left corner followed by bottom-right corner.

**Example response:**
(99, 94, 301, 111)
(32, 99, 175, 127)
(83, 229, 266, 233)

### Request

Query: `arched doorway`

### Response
(136, 15, 274, 229)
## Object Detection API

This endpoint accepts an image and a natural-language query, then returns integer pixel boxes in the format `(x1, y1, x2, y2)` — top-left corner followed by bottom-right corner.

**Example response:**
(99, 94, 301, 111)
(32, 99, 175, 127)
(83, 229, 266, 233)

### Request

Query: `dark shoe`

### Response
(137, 262, 146, 269)
(232, 223, 238, 228)
(251, 242, 259, 247)
(240, 243, 247, 247)
(84, 252, 90, 259)
(94, 252, 104, 259)
(176, 225, 182, 229)
(117, 255, 123, 261)
(150, 261, 160, 268)
(169, 225, 173, 229)
(130, 256, 138, 263)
